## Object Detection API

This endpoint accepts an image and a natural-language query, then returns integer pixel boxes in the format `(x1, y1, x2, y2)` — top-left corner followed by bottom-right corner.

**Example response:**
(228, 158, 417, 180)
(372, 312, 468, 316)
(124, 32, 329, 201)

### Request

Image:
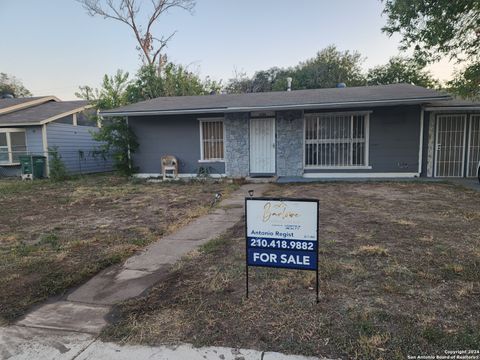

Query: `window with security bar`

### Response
(304, 113, 369, 168)
(200, 119, 224, 161)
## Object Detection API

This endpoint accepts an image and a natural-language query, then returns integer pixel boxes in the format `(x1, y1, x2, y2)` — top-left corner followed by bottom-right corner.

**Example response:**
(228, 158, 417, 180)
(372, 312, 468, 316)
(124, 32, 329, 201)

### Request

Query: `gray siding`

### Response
(46, 123, 112, 174)
(129, 115, 225, 175)
(25, 126, 44, 155)
(128, 105, 424, 178)
(303, 105, 422, 174)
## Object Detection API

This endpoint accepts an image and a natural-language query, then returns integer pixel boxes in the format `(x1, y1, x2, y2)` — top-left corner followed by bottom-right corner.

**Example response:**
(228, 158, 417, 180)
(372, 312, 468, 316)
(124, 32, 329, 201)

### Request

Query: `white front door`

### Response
(249, 118, 276, 174)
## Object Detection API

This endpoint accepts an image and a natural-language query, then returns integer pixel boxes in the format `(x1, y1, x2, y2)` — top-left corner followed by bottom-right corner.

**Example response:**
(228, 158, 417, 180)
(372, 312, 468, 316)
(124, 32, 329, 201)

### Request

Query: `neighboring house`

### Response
(99, 84, 480, 180)
(0, 96, 111, 177)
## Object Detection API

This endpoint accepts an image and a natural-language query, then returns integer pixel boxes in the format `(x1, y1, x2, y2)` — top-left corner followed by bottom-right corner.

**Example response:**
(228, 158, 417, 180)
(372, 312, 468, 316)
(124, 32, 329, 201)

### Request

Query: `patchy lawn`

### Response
(102, 182, 480, 359)
(0, 174, 236, 324)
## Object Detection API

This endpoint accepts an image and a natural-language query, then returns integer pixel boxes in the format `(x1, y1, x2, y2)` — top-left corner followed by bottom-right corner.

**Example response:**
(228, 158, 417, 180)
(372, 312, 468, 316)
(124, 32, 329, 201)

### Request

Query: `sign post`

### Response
(245, 197, 319, 303)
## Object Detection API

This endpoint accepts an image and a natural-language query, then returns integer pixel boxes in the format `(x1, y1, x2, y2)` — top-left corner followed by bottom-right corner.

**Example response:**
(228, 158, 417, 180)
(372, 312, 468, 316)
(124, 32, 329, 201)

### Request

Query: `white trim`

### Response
(198, 159, 225, 163)
(304, 165, 372, 170)
(424, 106, 480, 111)
(101, 96, 451, 117)
(0, 128, 27, 133)
(418, 107, 424, 174)
(466, 115, 472, 177)
(303, 172, 419, 179)
(199, 117, 225, 161)
(42, 124, 49, 176)
(72, 113, 78, 126)
(365, 113, 370, 166)
(5, 130, 12, 163)
(462, 115, 467, 176)
(133, 173, 227, 179)
(0, 128, 27, 165)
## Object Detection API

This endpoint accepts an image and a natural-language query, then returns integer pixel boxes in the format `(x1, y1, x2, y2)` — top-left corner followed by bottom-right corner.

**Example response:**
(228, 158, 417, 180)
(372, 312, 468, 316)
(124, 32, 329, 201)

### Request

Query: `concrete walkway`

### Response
(0, 183, 327, 360)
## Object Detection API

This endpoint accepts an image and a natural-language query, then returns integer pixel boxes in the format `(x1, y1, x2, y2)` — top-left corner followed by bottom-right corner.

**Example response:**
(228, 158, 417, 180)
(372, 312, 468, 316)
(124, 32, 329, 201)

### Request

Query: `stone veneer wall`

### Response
(276, 110, 304, 177)
(224, 112, 250, 177)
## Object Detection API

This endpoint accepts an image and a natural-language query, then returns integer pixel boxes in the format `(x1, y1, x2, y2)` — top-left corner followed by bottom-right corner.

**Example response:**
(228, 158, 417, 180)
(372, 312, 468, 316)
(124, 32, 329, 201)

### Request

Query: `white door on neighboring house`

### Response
(435, 114, 467, 177)
(249, 118, 276, 174)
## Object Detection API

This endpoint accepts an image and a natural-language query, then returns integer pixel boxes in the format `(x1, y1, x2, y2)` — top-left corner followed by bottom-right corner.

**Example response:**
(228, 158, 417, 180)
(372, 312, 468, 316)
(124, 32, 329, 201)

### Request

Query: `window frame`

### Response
(198, 118, 225, 162)
(0, 128, 27, 165)
(303, 111, 371, 169)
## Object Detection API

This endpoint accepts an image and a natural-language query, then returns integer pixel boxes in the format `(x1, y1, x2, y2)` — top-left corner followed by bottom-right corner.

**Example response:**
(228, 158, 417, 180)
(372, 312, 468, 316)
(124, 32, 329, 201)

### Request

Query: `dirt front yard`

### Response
(0, 174, 235, 324)
(102, 182, 480, 359)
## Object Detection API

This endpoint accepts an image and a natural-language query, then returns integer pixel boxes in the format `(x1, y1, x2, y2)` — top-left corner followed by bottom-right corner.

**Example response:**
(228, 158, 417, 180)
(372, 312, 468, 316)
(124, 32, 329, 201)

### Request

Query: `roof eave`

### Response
(100, 95, 452, 117)
(0, 104, 94, 127)
(424, 106, 480, 111)
(0, 96, 60, 116)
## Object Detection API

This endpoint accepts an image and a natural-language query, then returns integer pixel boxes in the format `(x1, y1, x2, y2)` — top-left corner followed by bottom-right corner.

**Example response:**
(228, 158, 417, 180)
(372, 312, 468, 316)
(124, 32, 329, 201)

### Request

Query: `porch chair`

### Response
(161, 155, 178, 180)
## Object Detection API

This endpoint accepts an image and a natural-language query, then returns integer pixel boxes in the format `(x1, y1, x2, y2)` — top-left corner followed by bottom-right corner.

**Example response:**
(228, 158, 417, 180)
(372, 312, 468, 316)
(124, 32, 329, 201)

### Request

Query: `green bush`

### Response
(48, 147, 69, 181)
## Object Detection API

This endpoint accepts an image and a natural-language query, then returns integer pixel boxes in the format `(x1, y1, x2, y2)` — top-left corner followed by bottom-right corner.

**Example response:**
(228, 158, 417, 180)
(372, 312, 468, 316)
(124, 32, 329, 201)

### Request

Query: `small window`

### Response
(10, 132, 27, 162)
(54, 115, 74, 125)
(0, 133, 8, 163)
(200, 119, 224, 161)
(76, 110, 98, 127)
(0, 129, 27, 164)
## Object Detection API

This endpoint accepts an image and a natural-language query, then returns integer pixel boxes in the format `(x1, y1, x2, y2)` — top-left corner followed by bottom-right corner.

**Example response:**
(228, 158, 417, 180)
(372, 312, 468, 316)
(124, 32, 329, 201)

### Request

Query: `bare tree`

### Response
(77, 0, 195, 72)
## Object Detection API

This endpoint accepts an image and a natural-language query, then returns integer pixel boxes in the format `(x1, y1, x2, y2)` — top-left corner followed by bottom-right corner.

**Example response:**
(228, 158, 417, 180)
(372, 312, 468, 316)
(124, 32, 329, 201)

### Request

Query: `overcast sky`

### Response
(0, 0, 455, 100)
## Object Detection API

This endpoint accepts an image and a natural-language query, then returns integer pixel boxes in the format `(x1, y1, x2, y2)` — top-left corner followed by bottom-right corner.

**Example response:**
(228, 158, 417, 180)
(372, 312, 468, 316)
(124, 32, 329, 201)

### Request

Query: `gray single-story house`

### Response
(0, 96, 112, 177)
(100, 84, 480, 180)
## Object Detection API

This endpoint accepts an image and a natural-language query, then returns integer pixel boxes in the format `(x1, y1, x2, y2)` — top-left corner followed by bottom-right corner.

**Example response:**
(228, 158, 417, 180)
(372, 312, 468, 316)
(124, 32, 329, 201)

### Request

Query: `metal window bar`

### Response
(202, 121, 224, 160)
(305, 113, 366, 167)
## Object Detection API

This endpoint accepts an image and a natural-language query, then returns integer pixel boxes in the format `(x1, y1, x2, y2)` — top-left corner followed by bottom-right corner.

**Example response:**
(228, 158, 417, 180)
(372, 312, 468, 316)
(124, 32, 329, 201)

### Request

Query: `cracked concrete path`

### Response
(3, 183, 315, 359)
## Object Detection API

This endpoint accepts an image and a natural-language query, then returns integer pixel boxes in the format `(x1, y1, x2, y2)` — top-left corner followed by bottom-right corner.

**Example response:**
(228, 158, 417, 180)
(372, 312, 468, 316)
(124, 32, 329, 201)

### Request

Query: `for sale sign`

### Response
(245, 197, 319, 301)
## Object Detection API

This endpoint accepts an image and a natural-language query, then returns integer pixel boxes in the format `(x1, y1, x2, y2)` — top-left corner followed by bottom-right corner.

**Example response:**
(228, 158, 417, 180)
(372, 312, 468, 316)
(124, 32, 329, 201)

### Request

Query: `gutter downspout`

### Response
(417, 107, 424, 176)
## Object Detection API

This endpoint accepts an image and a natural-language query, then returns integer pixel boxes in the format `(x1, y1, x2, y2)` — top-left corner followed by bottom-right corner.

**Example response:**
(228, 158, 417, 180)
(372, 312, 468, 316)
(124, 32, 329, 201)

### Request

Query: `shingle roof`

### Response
(100, 84, 451, 116)
(425, 97, 480, 109)
(0, 97, 46, 110)
(0, 100, 90, 126)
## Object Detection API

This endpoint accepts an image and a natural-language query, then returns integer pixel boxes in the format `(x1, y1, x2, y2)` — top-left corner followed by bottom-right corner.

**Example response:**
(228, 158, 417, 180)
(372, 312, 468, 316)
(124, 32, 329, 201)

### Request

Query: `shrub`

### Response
(48, 147, 69, 181)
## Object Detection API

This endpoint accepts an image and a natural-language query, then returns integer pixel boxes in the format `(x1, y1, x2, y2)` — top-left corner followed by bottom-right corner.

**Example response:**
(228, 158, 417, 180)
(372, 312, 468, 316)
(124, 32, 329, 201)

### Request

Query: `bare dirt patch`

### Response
(102, 182, 480, 359)
(0, 174, 235, 324)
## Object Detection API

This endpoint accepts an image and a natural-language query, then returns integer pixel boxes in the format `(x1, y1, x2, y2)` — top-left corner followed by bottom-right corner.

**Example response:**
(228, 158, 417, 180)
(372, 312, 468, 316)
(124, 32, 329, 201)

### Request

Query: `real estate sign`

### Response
(245, 197, 319, 301)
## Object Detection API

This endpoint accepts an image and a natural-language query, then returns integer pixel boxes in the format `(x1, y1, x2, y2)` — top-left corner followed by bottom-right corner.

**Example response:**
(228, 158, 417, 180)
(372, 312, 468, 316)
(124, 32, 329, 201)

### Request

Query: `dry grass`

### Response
(0, 173, 236, 324)
(102, 181, 480, 359)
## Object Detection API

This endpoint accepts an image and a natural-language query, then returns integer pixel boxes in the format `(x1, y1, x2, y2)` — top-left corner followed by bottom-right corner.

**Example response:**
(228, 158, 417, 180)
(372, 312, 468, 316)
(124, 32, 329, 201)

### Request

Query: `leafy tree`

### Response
(76, 0, 195, 73)
(447, 63, 480, 100)
(92, 120, 139, 176)
(76, 70, 136, 176)
(367, 56, 440, 88)
(0, 73, 32, 97)
(126, 63, 210, 102)
(225, 46, 366, 93)
(382, 0, 480, 64)
(277, 46, 366, 90)
(75, 70, 131, 109)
